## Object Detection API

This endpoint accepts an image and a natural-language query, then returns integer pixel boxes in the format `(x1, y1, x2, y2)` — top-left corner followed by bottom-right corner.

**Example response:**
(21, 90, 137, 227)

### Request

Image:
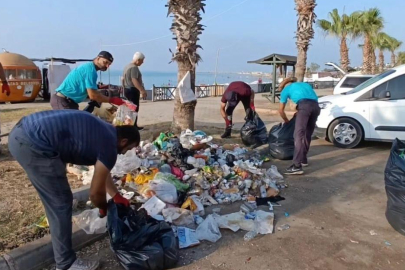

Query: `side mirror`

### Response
(385, 91, 391, 98)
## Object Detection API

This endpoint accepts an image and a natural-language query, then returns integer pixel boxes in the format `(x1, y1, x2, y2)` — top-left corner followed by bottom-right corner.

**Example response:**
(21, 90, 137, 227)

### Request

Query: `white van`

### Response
(333, 74, 374, 94)
(315, 65, 405, 148)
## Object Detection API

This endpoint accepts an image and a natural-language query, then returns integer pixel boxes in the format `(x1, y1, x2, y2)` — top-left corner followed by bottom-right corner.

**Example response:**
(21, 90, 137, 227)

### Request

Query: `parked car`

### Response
(333, 74, 374, 94)
(315, 65, 405, 148)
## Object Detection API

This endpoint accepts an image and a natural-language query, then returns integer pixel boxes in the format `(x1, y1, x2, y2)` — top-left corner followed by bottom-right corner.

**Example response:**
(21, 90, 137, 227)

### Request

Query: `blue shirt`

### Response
(56, 62, 98, 103)
(280, 82, 318, 104)
(22, 110, 118, 170)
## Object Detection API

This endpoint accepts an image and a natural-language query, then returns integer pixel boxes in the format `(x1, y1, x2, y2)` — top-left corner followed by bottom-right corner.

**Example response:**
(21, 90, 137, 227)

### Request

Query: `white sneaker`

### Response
(56, 258, 99, 270)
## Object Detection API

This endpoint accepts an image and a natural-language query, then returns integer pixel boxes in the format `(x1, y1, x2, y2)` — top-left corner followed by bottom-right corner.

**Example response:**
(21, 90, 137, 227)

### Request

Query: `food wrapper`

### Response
(112, 104, 138, 126)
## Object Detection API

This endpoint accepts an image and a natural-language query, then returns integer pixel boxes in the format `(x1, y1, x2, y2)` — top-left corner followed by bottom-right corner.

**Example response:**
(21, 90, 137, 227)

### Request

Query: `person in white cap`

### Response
(122, 52, 147, 130)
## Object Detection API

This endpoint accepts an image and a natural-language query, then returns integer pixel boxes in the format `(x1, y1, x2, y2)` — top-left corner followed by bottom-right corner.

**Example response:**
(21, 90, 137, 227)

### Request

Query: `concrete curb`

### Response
(255, 108, 296, 116)
(0, 185, 102, 270)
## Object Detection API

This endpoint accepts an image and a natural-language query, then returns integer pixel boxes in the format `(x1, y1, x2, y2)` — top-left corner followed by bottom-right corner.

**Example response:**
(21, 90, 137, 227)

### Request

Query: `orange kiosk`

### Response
(0, 52, 42, 102)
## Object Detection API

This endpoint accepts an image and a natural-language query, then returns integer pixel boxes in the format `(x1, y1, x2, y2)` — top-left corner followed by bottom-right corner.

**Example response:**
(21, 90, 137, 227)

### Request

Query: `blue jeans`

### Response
(8, 121, 76, 269)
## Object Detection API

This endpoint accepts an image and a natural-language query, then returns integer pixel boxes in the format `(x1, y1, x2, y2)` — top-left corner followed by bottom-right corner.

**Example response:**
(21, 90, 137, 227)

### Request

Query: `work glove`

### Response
(98, 208, 107, 218)
(113, 193, 130, 208)
(109, 97, 126, 106)
(2, 82, 10, 96)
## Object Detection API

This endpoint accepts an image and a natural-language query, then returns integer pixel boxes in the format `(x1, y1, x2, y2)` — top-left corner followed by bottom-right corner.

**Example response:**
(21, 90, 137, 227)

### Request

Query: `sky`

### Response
(1, 0, 405, 73)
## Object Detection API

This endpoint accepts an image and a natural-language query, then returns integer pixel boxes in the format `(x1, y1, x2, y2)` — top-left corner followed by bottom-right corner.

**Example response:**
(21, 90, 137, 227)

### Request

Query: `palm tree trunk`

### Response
(294, 0, 317, 82)
(391, 51, 396, 67)
(167, 0, 205, 133)
(371, 49, 376, 74)
(363, 34, 372, 74)
(340, 36, 350, 73)
(379, 50, 384, 72)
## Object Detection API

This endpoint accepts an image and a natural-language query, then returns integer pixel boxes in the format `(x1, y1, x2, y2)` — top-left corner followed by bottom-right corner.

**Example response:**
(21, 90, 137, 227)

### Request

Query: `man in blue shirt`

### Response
(278, 77, 320, 175)
(50, 51, 127, 110)
(8, 110, 140, 270)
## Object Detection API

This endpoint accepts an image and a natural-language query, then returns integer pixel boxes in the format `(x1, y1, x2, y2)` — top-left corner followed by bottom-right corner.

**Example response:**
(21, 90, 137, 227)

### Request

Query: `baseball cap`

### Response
(98, 51, 114, 62)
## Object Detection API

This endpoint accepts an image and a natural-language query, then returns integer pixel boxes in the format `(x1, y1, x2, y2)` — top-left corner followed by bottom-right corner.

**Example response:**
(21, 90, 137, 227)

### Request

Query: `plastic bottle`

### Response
(244, 230, 258, 241)
(260, 185, 267, 198)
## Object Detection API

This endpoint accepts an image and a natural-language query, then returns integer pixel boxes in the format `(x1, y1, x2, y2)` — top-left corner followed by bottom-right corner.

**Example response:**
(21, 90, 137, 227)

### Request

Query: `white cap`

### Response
(133, 52, 145, 61)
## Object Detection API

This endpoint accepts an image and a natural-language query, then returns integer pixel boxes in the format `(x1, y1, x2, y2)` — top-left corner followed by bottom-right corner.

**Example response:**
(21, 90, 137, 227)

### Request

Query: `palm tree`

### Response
(353, 8, 384, 74)
(386, 37, 402, 67)
(396, 51, 405, 66)
(294, 0, 317, 82)
(371, 32, 390, 72)
(317, 9, 361, 73)
(166, 0, 205, 133)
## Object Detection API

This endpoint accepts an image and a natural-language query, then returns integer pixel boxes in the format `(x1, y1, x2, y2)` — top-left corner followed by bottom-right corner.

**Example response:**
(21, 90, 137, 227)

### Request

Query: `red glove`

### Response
(250, 102, 255, 111)
(99, 208, 107, 218)
(2, 82, 10, 96)
(109, 97, 126, 106)
(113, 193, 130, 207)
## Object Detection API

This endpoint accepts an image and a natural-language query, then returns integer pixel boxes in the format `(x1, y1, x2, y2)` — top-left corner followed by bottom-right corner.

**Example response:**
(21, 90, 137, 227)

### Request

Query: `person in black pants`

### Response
(278, 77, 320, 175)
(122, 52, 147, 130)
(220, 81, 255, 138)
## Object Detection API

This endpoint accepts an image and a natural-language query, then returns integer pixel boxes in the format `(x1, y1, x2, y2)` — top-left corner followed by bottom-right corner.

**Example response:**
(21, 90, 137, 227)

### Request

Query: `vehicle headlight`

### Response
(319, 101, 332, 109)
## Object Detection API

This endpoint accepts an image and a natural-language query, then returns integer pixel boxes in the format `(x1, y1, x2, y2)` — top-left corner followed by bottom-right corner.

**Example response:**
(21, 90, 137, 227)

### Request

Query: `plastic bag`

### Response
(141, 196, 167, 216)
(212, 214, 240, 232)
(74, 208, 107, 234)
(113, 104, 138, 126)
(268, 116, 296, 160)
(111, 149, 142, 177)
(385, 138, 405, 235)
(162, 208, 194, 226)
(254, 210, 274, 235)
(154, 173, 189, 193)
(135, 168, 160, 185)
(149, 179, 178, 204)
(240, 110, 268, 147)
(266, 165, 284, 181)
(178, 71, 197, 104)
(195, 214, 222, 243)
(107, 202, 179, 270)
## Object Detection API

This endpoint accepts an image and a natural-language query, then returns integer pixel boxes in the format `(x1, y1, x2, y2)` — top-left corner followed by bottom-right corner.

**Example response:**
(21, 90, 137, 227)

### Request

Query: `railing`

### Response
(152, 84, 227, 102)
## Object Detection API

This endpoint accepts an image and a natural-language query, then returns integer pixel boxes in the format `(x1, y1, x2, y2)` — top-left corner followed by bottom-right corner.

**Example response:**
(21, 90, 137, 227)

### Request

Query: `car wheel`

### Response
(328, 118, 363, 149)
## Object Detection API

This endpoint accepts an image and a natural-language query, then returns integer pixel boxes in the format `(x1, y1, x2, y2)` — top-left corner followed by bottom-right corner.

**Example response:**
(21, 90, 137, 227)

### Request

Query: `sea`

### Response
(97, 70, 267, 89)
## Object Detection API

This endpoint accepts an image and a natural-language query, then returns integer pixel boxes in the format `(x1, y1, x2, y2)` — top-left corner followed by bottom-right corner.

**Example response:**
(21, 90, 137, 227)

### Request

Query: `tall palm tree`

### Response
(386, 37, 402, 67)
(294, 0, 317, 82)
(353, 8, 384, 74)
(371, 32, 390, 72)
(396, 51, 405, 66)
(317, 9, 361, 73)
(166, 0, 205, 133)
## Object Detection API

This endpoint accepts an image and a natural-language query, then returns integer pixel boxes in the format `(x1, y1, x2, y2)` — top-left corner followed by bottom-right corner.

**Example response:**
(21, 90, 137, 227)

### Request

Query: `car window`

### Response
(346, 70, 396, 94)
(341, 76, 372, 88)
(387, 74, 405, 100)
(372, 82, 388, 99)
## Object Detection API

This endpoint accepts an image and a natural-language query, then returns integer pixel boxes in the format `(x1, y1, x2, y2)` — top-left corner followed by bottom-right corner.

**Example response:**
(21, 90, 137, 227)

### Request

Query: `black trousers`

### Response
(293, 99, 320, 167)
(124, 87, 140, 126)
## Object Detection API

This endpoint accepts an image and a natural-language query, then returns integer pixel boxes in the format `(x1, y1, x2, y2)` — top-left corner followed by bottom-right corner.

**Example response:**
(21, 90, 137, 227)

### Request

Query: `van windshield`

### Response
(344, 70, 396, 94)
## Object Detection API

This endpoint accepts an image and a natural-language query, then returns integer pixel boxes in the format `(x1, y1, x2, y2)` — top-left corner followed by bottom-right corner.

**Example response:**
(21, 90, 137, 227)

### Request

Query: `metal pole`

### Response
(214, 48, 220, 85)
(272, 60, 277, 103)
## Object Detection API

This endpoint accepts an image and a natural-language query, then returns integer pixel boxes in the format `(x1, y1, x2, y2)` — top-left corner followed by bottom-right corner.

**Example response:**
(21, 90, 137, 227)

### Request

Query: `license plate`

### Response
(23, 85, 33, 97)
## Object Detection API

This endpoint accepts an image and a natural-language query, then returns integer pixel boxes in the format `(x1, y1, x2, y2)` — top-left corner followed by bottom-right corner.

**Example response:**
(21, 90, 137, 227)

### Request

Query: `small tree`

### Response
(166, 0, 206, 133)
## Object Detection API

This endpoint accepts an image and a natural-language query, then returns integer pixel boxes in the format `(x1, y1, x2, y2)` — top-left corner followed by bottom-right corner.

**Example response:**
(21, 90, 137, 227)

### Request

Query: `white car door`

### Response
(368, 74, 405, 141)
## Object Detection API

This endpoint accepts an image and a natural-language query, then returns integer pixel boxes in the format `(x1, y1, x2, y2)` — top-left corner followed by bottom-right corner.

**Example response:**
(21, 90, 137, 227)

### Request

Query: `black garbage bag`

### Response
(240, 110, 268, 147)
(268, 116, 296, 160)
(107, 202, 179, 270)
(385, 138, 405, 235)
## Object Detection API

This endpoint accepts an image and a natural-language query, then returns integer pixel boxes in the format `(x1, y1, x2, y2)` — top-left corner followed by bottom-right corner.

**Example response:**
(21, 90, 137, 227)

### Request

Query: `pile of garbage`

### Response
(75, 129, 288, 269)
